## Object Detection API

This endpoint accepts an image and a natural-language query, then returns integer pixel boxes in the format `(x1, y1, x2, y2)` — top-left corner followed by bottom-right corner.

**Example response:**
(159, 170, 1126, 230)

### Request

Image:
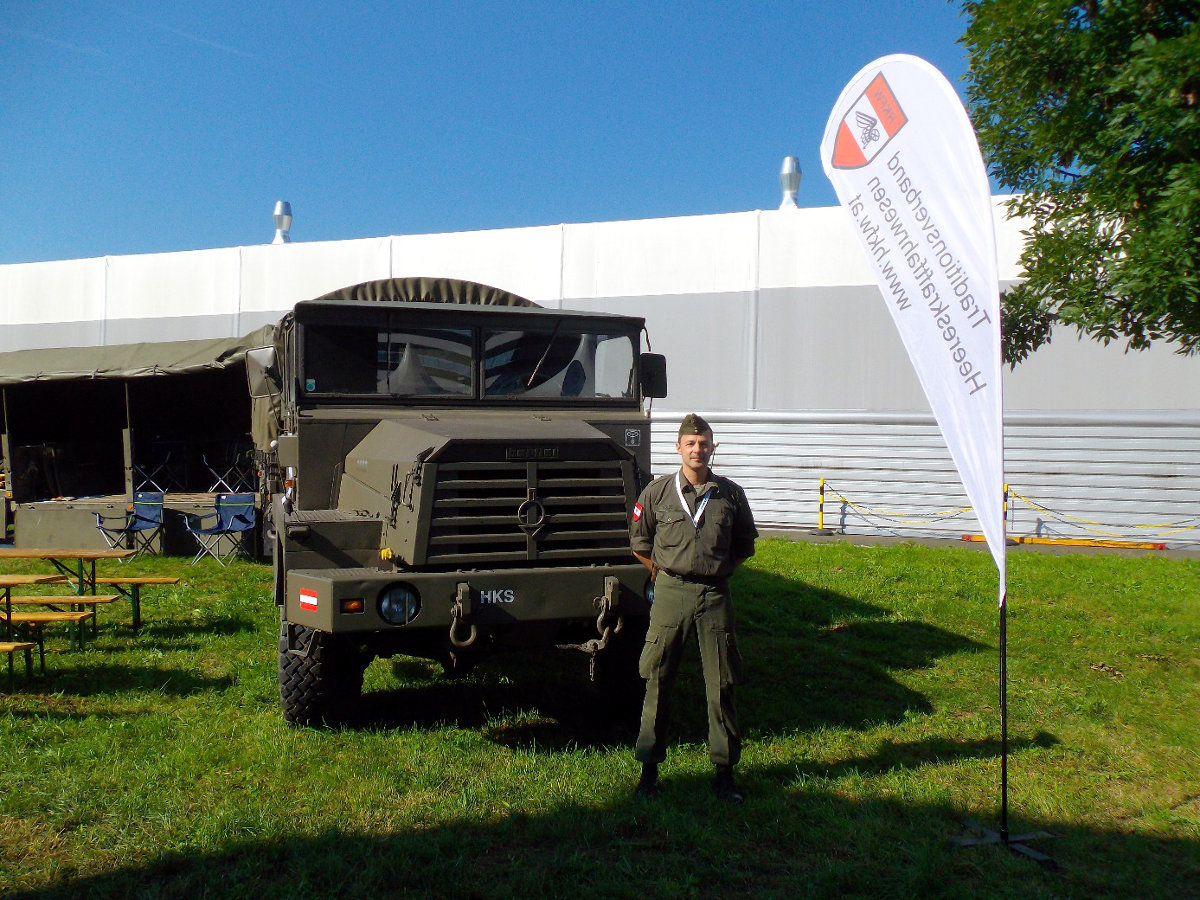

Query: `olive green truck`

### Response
(247, 278, 666, 725)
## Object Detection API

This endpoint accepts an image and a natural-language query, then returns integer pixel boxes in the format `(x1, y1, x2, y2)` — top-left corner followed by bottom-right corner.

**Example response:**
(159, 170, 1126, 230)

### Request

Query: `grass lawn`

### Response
(1, 538, 1197, 899)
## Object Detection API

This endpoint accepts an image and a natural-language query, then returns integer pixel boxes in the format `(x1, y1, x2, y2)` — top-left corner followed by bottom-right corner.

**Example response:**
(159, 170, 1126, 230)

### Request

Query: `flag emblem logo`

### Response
(299, 588, 318, 611)
(856, 110, 881, 145)
(830, 73, 908, 169)
(632, 503, 643, 522)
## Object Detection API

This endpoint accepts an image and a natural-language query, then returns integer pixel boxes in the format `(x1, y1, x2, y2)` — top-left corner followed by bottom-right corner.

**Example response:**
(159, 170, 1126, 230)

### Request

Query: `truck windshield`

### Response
(483, 327, 636, 400)
(301, 320, 639, 402)
(304, 325, 474, 397)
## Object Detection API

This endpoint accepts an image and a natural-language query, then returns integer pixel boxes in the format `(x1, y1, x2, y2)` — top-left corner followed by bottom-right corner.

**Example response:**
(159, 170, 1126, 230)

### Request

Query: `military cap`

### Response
(678, 413, 712, 436)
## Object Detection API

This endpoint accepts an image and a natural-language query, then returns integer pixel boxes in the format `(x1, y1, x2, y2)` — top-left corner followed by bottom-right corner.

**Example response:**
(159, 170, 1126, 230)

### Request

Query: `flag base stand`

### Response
(809, 528, 836, 536)
(954, 820, 1057, 870)
(962, 598, 1061, 869)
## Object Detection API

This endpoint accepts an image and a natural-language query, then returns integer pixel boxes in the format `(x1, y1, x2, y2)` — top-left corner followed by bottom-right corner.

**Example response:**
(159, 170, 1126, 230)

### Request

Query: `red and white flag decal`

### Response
(821, 55, 1006, 605)
(632, 503, 643, 522)
(299, 588, 318, 612)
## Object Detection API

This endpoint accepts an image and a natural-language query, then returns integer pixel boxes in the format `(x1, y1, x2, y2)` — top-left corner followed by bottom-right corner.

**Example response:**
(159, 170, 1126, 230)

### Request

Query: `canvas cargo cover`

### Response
(0, 326, 275, 387)
(306, 276, 539, 308)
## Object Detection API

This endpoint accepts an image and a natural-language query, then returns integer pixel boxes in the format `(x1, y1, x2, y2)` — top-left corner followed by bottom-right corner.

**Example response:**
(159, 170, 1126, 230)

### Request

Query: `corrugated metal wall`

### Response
(650, 410, 1200, 548)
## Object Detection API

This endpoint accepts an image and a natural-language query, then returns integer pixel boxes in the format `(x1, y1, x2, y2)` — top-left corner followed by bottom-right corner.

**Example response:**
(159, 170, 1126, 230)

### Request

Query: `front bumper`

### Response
(283, 563, 650, 634)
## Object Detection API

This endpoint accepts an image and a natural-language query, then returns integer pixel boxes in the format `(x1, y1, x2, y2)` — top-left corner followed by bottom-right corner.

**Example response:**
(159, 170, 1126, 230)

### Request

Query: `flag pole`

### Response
(1000, 590, 1008, 844)
(956, 580, 1056, 868)
(1000, 489, 1010, 843)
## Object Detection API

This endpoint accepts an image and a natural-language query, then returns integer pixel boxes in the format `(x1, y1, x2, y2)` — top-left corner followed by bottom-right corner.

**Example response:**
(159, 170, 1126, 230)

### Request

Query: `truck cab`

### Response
(250, 278, 666, 725)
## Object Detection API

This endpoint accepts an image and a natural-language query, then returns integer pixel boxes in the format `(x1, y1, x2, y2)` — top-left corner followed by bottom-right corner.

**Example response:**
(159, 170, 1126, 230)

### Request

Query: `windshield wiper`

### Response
(525, 322, 563, 389)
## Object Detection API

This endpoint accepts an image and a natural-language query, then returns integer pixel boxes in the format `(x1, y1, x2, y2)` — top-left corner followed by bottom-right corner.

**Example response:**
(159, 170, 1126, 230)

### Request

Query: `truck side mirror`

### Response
(246, 346, 281, 399)
(640, 353, 667, 399)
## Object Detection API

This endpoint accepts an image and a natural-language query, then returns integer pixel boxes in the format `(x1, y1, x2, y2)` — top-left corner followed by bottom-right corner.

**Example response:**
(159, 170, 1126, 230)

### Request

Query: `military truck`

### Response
(246, 277, 667, 726)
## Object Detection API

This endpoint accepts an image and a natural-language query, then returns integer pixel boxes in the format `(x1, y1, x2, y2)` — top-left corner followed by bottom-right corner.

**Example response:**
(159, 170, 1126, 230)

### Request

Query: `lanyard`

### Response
(675, 471, 711, 528)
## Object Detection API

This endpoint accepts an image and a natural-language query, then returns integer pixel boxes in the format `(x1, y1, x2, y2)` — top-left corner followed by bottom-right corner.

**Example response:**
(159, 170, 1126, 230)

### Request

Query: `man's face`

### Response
(676, 430, 714, 476)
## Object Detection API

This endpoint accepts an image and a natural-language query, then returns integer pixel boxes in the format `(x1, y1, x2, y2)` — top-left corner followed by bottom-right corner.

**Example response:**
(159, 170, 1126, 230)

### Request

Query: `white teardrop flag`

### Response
(821, 54, 1007, 603)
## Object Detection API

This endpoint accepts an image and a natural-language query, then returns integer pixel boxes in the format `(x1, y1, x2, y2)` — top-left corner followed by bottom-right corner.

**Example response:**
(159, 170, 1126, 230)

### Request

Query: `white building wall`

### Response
(104, 247, 241, 344)
(0, 256, 106, 349)
(2, 202, 1198, 546)
(239, 238, 392, 334)
(391, 225, 564, 307)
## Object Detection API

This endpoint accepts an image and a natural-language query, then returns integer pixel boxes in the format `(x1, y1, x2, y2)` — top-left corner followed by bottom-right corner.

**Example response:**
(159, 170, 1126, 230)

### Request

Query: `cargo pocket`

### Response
(719, 631, 744, 686)
(639, 627, 667, 680)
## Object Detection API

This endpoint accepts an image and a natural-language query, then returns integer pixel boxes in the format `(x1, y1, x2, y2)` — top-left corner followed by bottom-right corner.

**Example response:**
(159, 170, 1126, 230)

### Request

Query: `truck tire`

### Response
(278, 619, 370, 727)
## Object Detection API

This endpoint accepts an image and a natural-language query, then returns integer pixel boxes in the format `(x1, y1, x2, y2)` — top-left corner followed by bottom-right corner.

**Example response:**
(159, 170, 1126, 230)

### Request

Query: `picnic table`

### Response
(0, 548, 176, 631)
(0, 547, 134, 594)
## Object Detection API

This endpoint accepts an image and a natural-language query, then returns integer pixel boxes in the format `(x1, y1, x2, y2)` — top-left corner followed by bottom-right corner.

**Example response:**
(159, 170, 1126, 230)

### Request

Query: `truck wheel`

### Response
(278, 619, 370, 727)
(593, 615, 649, 717)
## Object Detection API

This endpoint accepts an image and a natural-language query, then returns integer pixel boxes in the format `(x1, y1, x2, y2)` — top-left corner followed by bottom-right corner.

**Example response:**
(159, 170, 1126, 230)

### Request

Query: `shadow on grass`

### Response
(136, 618, 258, 639)
(778, 731, 1061, 781)
(344, 568, 987, 752)
(7, 784, 1196, 900)
(8, 663, 234, 699)
(349, 655, 638, 750)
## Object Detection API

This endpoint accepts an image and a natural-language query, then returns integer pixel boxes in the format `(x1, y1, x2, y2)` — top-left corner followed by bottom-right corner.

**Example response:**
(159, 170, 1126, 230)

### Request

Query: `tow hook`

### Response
(449, 582, 478, 649)
(557, 577, 624, 681)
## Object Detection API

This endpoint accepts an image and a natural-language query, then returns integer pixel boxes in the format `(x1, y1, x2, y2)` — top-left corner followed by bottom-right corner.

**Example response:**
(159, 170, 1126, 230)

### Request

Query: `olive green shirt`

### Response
(630, 469, 757, 579)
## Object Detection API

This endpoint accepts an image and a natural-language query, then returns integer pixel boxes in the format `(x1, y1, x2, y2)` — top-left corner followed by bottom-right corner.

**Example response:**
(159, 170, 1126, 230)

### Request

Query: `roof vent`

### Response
(272, 201, 293, 244)
(779, 156, 801, 209)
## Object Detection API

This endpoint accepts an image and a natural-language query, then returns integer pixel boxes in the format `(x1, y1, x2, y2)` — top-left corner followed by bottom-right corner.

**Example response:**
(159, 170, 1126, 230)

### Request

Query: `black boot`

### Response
(634, 762, 661, 799)
(714, 765, 743, 802)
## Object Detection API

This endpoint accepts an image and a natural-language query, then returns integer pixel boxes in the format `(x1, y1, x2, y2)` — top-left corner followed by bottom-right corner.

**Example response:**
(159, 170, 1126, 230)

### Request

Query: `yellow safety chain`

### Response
(820, 480, 1200, 538)
(1008, 490, 1200, 538)
(821, 481, 972, 526)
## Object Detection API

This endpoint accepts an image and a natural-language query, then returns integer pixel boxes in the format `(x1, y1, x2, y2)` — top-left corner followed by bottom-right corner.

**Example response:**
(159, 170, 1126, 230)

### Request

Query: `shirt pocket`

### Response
(698, 502, 736, 557)
(710, 503, 735, 529)
(656, 511, 691, 549)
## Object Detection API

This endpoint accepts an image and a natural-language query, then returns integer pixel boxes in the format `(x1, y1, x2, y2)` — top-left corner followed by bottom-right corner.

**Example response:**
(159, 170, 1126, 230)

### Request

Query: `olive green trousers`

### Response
(634, 573, 744, 768)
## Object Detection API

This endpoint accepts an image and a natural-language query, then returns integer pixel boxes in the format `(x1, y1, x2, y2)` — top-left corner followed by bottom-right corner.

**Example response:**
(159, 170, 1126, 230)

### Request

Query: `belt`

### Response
(660, 570, 727, 587)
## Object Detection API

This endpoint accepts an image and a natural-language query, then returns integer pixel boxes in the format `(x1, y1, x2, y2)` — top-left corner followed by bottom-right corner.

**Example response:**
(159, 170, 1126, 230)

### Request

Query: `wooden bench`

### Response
(92, 577, 180, 631)
(7, 595, 121, 607)
(1, 610, 95, 662)
(8, 594, 122, 638)
(2, 640, 36, 689)
(0, 574, 69, 587)
(3, 574, 74, 681)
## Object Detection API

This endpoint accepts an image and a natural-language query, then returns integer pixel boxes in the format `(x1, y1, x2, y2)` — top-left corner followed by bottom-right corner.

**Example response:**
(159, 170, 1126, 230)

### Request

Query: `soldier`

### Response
(629, 413, 757, 801)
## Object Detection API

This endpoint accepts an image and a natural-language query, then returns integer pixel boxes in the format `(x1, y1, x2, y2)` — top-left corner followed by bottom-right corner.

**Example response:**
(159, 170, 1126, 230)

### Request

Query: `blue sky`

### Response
(0, 1, 972, 265)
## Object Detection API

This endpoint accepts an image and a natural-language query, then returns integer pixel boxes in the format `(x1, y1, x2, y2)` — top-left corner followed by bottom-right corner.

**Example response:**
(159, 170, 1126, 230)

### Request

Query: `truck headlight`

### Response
(378, 583, 420, 625)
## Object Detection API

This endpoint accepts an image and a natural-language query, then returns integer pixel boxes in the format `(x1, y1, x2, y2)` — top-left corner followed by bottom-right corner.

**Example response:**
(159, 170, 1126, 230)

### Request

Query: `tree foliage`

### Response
(961, 0, 1200, 365)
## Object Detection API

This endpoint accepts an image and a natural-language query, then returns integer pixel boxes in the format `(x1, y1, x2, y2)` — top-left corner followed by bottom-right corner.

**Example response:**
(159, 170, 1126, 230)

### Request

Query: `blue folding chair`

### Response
(184, 493, 257, 566)
(94, 492, 165, 557)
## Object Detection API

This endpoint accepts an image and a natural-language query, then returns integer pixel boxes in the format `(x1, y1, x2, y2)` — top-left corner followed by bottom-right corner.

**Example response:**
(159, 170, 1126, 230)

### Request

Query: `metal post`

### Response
(812, 478, 834, 536)
(1000, 594, 1008, 844)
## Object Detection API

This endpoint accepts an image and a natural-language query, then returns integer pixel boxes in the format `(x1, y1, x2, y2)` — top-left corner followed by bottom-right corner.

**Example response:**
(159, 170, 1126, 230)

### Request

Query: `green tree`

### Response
(961, 0, 1199, 365)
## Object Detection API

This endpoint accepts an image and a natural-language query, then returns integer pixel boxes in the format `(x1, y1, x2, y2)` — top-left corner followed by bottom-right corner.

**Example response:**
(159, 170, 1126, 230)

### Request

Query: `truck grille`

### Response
(423, 458, 634, 568)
